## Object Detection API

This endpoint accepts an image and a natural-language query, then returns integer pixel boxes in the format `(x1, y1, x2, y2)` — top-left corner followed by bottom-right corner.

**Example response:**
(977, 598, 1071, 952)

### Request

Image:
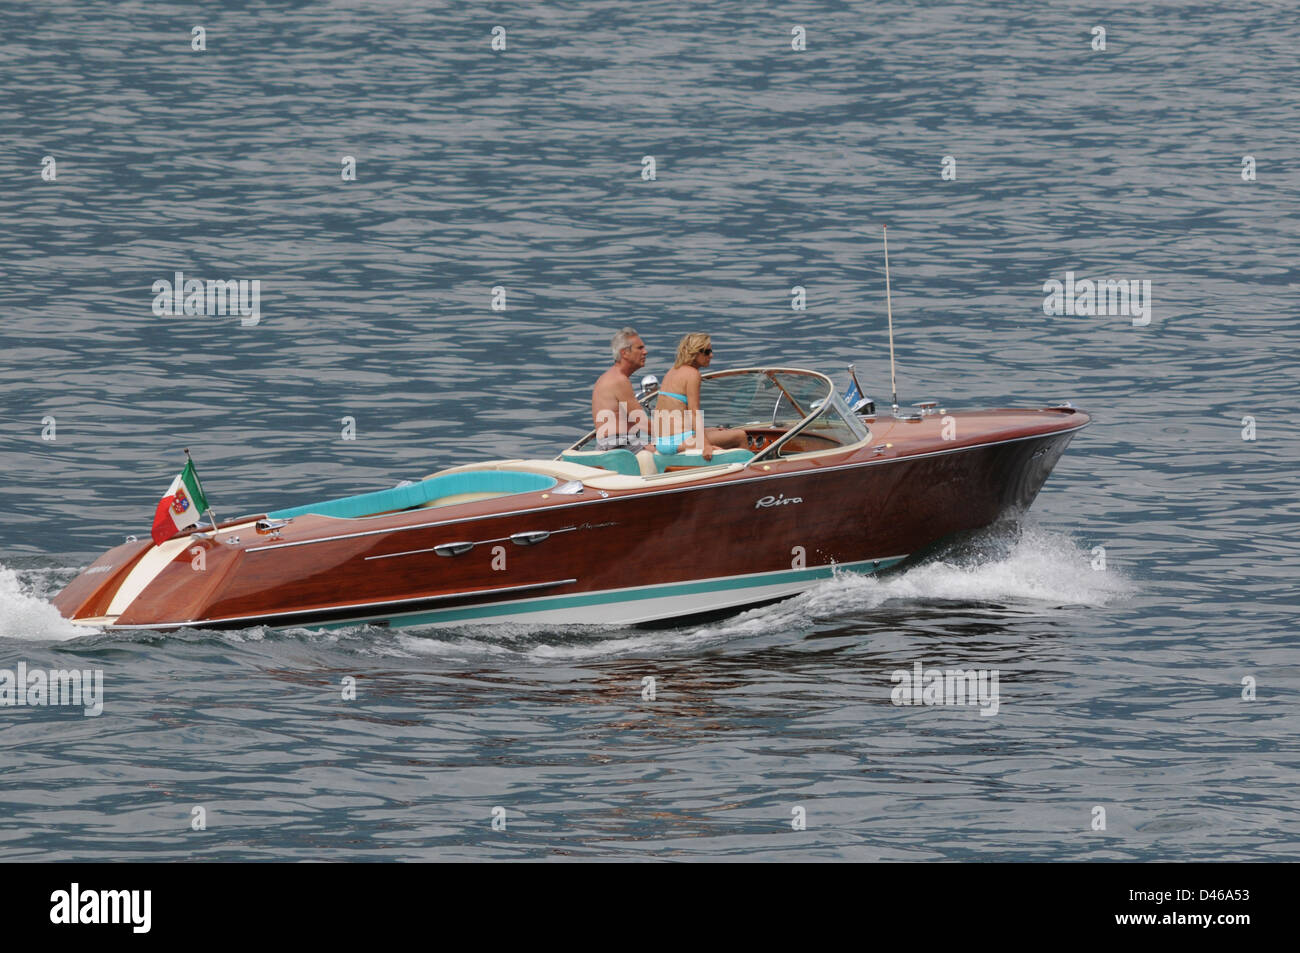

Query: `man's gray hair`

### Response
(611, 327, 640, 362)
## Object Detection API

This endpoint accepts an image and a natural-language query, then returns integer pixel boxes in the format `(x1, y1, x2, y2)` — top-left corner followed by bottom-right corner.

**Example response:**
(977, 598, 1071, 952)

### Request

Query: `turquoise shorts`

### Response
(654, 430, 694, 454)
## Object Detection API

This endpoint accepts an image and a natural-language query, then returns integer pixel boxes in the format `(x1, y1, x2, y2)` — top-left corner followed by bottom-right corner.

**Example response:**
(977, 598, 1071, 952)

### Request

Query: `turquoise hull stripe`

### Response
(312, 556, 905, 630)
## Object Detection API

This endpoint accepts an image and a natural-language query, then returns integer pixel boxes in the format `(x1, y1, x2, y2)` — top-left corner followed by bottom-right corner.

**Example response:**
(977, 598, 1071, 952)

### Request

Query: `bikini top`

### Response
(659, 390, 689, 404)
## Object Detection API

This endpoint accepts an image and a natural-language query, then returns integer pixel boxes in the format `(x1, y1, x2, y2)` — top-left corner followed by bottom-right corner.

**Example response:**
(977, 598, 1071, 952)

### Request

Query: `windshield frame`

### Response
(562, 366, 853, 462)
(729, 368, 850, 464)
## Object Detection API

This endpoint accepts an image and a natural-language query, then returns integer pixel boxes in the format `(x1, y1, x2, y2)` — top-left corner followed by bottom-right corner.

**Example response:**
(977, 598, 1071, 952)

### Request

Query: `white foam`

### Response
(0, 565, 96, 642)
(695, 525, 1132, 640)
(523, 630, 717, 660)
(394, 634, 518, 659)
(391, 622, 724, 662)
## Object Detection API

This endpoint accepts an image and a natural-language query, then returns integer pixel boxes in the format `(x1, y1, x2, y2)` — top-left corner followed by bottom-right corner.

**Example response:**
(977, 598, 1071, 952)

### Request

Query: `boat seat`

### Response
(266, 470, 557, 520)
(560, 449, 657, 477)
(652, 448, 754, 471)
(431, 459, 608, 482)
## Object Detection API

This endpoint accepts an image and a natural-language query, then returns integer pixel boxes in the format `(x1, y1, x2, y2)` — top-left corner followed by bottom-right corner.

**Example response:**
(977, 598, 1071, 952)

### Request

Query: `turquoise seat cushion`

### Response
(652, 448, 754, 471)
(267, 470, 557, 520)
(560, 449, 642, 476)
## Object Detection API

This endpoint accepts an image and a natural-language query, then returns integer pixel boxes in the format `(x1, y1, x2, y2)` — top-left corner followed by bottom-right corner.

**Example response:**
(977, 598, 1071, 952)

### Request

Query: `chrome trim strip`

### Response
(247, 422, 1086, 554)
(364, 525, 577, 561)
(105, 578, 580, 629)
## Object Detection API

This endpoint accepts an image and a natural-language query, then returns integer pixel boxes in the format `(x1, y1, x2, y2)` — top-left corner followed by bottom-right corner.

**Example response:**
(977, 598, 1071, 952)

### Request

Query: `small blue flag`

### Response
(844, 376, 862, 407)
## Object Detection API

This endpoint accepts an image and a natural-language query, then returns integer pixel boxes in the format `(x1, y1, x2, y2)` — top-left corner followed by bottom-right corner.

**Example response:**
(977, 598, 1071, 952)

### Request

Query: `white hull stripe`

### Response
(98, 556, 908, 631)
(106, 521, 260, 617)
(310, 556, 909, 630)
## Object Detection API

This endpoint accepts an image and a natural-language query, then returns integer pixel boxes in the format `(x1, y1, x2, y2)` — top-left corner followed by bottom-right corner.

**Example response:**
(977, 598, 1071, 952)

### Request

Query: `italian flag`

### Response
(151, 460, 209, 545)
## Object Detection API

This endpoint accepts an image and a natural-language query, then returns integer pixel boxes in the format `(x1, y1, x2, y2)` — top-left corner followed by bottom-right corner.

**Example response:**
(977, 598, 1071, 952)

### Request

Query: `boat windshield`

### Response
(691, 369, 833, 429)
(566, 367, 867, 457)
(773, 388, 868, 458)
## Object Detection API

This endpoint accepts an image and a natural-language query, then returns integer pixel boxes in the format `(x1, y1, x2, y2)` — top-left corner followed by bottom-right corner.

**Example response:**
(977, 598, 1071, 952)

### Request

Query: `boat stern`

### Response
(51, 536, 154, 628)
(53, 527, 248, 631)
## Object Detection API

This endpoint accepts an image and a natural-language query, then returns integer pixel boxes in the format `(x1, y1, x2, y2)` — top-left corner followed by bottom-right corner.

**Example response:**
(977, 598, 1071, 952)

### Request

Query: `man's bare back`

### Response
(592, 329, 648, 451)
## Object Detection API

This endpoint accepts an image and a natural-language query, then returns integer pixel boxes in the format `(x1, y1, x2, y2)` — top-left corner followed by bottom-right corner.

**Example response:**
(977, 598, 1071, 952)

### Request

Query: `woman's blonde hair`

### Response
(673, 332, 711, 369)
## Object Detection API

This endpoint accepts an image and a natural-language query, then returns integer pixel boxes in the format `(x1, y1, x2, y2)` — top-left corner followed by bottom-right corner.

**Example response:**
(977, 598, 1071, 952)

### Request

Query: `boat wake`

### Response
(392, 625, 715, 662)
(0, 565, 93, 642)
(695, 522, 1133, 642)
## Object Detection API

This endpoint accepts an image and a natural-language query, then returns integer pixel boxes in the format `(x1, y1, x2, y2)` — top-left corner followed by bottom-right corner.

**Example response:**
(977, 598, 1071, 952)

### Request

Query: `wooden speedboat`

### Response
(52, 367, 1089, 631)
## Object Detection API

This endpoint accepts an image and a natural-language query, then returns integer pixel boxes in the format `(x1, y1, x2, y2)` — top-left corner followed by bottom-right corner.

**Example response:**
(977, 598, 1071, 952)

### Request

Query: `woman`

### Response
(652, 333, 748, 460)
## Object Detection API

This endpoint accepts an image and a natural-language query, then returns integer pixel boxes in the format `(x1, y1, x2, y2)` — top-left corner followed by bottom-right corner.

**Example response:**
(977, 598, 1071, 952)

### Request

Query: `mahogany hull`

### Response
(53, 407, 1088, 631)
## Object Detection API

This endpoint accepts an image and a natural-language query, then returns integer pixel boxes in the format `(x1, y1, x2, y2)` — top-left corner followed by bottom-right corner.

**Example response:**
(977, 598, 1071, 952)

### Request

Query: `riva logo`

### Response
(755, 494, 802, 509)
(50, 884, 151, 933)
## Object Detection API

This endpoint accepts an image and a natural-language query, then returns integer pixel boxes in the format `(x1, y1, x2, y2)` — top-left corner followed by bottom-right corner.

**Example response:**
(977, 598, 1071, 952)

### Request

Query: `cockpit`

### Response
(560, 367, 871, 477)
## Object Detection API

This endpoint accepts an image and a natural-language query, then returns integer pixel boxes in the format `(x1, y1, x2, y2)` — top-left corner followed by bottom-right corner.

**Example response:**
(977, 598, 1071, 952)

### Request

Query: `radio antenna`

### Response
(883, 225, 899, 413)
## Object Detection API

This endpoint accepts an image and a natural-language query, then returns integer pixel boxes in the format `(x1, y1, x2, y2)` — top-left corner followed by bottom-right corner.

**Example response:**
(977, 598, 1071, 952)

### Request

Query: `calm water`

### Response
(1, 0, 1298, 861)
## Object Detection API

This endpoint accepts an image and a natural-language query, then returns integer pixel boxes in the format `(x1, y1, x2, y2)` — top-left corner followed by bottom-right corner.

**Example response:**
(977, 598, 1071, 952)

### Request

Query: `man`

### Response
(591, 327, 650, 452)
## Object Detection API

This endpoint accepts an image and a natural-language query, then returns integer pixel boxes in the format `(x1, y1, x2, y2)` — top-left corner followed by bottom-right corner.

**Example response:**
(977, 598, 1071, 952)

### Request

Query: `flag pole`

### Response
(883, 225, 899, 414)
(847, 362, 865, 399)
(183, 448, 220, 531)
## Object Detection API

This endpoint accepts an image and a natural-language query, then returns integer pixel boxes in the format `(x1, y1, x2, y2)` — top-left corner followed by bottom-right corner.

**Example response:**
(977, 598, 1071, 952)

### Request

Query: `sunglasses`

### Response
(698, 348, 713, 355)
